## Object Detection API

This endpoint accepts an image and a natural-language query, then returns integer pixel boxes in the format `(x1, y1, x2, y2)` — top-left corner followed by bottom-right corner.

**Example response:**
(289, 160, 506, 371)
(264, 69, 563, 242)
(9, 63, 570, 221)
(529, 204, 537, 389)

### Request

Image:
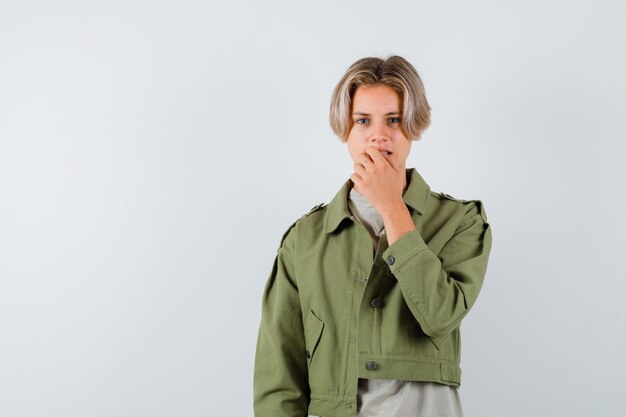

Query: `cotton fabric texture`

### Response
(254, 168, 492, 417)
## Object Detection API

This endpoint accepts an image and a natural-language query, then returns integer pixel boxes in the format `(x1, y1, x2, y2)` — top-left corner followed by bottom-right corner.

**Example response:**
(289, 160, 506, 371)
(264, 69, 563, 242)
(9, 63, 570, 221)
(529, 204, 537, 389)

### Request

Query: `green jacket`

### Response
(253, 168, 493, 417)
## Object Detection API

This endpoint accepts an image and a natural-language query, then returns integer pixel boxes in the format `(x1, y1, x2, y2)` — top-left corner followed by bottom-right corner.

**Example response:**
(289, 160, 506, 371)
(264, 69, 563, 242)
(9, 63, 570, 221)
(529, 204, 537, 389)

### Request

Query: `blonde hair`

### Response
(329, 55, 431, 141)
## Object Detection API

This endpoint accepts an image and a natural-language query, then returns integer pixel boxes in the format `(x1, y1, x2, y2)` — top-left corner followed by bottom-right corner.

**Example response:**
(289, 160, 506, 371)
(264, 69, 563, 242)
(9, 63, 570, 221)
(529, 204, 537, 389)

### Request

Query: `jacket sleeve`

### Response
(381, 200, 493, 349)
(253, 224, 309, 417)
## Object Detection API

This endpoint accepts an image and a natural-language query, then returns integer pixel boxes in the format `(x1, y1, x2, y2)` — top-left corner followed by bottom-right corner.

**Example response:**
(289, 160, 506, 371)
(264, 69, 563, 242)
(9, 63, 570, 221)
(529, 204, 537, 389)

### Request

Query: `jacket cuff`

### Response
(382, 229, 429, 272)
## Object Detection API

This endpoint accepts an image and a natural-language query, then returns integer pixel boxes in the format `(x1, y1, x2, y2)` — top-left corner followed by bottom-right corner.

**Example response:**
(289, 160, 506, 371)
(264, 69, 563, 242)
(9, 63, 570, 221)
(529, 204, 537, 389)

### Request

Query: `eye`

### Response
(356, 118, 369, 125)
(388, 117, 401, 124)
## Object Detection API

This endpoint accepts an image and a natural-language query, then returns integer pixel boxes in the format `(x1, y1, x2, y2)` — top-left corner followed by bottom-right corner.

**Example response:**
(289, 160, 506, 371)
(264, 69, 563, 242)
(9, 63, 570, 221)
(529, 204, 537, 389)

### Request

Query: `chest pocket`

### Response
(304, 310, 324, 365)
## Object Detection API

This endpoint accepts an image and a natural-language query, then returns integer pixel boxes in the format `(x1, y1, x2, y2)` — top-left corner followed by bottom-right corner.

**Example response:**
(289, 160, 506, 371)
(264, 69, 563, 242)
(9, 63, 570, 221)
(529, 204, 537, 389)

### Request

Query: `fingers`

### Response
(365, 146, 393, 170)
(354, 146, 397, 182)
(354, 147, 386, 180)
(354, 153, 372, 176)
(355, 152, 373, 167)
(354, 162, 371, 178)
(365, 146, 384, 164)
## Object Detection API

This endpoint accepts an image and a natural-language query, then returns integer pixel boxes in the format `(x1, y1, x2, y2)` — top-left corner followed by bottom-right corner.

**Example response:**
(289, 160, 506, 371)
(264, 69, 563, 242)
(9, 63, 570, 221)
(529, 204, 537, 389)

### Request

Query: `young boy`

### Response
(254, 55, 493, 417)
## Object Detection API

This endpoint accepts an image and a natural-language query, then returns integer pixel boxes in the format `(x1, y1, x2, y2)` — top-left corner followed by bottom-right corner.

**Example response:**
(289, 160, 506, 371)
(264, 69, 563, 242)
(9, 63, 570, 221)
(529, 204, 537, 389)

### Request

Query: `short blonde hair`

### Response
(329, 55, 431, 142)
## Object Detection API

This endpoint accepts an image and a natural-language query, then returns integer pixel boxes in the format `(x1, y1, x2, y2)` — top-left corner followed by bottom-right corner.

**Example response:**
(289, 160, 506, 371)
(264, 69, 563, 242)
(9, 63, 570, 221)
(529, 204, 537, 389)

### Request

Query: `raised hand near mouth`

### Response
(351, 145, 415, 245)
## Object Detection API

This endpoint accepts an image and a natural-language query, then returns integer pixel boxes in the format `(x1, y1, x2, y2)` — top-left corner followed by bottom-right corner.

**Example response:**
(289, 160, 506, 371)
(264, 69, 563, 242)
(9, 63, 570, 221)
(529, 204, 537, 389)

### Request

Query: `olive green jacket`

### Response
(253, 168, 493, 417)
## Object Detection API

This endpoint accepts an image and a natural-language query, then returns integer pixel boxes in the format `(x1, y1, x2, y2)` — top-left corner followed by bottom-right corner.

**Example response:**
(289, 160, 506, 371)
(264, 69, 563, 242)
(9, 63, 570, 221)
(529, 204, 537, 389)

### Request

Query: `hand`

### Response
(350, 145, 406, 216)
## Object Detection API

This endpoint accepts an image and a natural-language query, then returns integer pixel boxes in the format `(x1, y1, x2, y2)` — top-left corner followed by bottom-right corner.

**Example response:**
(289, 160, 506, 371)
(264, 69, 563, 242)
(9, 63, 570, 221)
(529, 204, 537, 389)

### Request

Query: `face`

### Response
(346, 84, 412, 169)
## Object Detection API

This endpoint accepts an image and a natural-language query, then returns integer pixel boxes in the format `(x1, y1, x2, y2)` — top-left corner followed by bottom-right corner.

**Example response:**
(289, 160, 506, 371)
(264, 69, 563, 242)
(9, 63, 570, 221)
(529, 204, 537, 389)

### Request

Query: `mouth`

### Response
(380, 150, 392, 156)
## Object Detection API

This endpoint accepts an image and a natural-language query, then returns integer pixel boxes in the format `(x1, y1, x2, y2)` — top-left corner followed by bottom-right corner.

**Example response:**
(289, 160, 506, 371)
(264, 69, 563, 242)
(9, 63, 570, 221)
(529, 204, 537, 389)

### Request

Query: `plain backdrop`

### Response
(1, 1, 625, 416)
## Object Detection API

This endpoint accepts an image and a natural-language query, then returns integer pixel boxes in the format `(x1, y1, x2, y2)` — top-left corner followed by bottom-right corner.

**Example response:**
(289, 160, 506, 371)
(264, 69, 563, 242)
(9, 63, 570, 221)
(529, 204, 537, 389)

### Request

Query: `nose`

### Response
(369, 120, 390, 143)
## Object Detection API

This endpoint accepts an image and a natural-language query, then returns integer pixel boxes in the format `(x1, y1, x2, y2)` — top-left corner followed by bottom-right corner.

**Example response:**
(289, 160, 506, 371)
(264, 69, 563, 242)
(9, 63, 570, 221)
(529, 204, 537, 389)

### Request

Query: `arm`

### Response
(381, 201, 493, 349)
(253, 225, 309, 417)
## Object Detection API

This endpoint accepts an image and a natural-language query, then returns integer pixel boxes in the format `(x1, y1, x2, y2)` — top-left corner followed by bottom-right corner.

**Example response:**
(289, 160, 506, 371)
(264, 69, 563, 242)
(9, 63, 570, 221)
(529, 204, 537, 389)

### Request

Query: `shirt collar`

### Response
(323, 167, 431, 234)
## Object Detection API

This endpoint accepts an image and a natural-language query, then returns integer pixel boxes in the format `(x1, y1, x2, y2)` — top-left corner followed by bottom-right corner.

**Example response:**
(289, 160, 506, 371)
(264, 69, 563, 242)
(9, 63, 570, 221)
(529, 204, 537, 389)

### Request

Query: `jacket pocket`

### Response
(304, 310, 324, 365)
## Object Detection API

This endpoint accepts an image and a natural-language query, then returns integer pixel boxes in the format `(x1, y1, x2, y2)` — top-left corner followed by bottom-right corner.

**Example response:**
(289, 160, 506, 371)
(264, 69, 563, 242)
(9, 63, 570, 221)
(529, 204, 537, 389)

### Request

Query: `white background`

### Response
(1, 1, 625, 416)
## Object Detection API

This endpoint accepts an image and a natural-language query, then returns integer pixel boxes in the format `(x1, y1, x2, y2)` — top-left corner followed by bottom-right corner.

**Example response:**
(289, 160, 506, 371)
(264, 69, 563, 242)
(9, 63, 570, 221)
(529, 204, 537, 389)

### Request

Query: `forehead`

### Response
(351, 84, 402, 112)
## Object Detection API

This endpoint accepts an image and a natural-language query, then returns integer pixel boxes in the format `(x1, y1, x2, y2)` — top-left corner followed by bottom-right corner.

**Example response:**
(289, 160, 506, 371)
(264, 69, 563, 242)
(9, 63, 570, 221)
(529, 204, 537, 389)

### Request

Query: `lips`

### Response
(378, 149, 392, 156)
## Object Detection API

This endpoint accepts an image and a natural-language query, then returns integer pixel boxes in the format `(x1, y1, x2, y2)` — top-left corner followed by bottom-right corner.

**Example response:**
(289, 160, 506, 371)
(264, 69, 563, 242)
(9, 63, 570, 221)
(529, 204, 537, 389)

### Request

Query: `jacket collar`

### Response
(323, 167, 431, 234)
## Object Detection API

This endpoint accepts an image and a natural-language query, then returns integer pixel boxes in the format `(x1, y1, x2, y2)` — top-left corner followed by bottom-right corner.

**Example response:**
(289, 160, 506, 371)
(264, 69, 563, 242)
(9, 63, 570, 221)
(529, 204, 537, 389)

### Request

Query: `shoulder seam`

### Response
(439, 192, 471, 203)
(278, 202, 326, 250)
(461, 200, 488, 224)
(305, 202, 326, 216)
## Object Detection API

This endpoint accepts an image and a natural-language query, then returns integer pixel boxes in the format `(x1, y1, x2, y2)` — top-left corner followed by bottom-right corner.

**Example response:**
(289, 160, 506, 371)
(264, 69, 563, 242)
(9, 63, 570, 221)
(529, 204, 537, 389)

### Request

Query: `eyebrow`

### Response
(352, 111, 401, 116)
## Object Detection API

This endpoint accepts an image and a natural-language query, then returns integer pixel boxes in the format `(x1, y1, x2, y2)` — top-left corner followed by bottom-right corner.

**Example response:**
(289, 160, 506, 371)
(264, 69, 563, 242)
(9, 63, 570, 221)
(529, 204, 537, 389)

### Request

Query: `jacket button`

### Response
(367, 360, 378, 370)
(305, 350, 311, 359)
(370, 297, 381, 308)
(387, 256, 395, 265)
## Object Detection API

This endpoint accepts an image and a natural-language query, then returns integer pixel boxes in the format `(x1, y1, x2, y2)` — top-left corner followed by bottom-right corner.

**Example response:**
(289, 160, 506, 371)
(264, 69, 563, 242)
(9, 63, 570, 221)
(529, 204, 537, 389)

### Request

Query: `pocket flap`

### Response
(304, 310, 324, 360)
